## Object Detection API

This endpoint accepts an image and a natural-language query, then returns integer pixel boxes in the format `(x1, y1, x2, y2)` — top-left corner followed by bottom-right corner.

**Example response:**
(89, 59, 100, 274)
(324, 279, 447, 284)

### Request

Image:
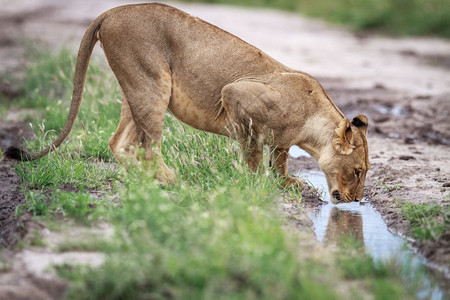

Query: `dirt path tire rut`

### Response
(0, 121, 32, 248)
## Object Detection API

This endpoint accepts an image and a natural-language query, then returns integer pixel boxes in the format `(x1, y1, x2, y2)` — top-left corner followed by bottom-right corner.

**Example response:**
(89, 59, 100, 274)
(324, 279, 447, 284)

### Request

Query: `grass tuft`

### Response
(400, 202, 449, 241)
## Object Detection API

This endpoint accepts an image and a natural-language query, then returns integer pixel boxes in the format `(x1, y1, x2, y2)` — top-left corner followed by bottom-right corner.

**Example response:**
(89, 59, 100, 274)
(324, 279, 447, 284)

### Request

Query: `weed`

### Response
(57, 239, 112, 253)
(51, 190, 103, 223)
(17, 187, 105, 223)
(23, 190, 49, 217)
(400, 202, 448, 241)
(336, 236, 415, 300)
(0, 254, 13, 272)
(29, 229, 46, 247)
(379, 180, 401, 192)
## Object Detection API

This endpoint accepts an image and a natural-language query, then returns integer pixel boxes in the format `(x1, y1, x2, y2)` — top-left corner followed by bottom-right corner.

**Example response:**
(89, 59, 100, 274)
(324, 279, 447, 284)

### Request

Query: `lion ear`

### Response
(333, 118, 354, 155)
(351, 114, 368, 135)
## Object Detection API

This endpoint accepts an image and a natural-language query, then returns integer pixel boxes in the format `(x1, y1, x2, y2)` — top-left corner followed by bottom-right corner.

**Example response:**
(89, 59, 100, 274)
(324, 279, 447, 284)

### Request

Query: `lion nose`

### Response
(332, 191, 341, 201)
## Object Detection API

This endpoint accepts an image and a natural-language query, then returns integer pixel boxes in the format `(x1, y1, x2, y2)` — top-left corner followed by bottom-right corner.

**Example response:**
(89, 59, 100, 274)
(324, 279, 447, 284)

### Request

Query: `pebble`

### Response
(399, 155, 415, 160)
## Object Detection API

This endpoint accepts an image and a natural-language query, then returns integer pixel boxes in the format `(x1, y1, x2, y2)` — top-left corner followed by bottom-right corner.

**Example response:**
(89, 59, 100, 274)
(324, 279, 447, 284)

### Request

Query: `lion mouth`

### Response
(331, 190, 355, 203)
(332, 190, 341, 202)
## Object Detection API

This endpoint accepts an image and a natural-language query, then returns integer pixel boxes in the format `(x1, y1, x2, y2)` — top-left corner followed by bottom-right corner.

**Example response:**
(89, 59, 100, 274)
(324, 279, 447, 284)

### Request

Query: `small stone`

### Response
(374, 83, 386, 89)
(404, 137, 415, 144)
(442, 182, 450, 188)
(399, 155, 415, 160)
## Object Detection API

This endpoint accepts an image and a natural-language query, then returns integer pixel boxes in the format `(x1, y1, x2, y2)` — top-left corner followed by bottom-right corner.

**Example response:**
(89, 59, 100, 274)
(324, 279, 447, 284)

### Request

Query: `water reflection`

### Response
(301, 170, 445, 299)
(324, 207, 364, 246)
(304, 170, 404, 260)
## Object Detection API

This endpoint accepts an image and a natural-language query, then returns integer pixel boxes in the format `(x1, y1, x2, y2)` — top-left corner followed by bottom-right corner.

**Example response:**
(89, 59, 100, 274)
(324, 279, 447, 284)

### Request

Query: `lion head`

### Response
(319, 115, 370, 203)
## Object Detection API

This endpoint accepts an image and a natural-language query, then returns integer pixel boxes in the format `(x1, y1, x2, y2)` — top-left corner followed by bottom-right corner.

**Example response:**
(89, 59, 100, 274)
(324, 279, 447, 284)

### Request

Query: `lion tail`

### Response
(5, 15, 106, 162)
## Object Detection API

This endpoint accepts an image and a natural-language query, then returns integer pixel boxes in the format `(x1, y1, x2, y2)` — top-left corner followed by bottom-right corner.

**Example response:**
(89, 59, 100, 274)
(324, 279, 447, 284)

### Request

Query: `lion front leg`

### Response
(270, 148, 303, 189)
(241, 136, 264, 172)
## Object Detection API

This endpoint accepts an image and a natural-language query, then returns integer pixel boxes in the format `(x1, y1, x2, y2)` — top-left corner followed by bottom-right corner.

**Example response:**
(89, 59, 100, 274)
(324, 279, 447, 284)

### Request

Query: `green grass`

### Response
(181, 0, 450, 37)
(15, 189, 105, 224)
(15, 47, 121, 161)
(57, 238, 114, 253)
(9, 48, 120, 222)
(400, 202, 449, 241)
(7, 48, 422, 299)
(336, 237, 410, 300)
(61, 177, 337, 300)
(379, 180, 401, 192)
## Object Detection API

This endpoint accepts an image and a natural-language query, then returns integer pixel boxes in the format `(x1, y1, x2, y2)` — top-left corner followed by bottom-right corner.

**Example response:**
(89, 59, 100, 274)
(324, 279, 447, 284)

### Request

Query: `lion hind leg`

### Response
(109, 96, 139, 161)
(111, 73, 175, 184)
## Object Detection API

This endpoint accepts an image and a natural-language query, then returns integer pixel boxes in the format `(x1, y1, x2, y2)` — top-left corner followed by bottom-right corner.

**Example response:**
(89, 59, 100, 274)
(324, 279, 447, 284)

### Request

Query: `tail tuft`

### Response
(4, 146, 32, 161)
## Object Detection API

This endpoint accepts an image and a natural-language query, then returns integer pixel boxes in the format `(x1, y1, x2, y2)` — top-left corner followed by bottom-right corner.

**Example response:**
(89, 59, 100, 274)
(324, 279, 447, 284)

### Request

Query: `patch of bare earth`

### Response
(0, 114, 65, 300)
(0, 120, 33, 248)
(0, 111, 112, 299)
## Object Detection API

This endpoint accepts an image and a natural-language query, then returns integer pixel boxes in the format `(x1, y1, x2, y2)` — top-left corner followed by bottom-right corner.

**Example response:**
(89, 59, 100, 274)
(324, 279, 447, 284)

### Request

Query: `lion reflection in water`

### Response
(324, 207, 364, 246)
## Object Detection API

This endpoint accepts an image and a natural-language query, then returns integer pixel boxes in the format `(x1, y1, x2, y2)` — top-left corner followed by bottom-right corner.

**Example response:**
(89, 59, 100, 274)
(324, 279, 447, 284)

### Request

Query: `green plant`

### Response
(29, 229, 46, 247)
(23, 190, 49, 217)
(336, 236, 415, 300)
(51, 190, 103, 223)
(379, 181, 401, 192)
(400, 202, 448, 241)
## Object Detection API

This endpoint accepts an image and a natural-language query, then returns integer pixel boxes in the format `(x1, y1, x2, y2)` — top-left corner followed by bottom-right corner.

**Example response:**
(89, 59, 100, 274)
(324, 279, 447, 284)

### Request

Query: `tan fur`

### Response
(9, 4, 369, 201)
(333, 119, 355, 155)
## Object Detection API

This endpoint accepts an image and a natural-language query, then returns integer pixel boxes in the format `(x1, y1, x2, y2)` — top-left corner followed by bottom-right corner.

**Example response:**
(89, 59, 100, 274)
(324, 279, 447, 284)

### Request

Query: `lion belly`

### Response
(168, 81, 229, 136)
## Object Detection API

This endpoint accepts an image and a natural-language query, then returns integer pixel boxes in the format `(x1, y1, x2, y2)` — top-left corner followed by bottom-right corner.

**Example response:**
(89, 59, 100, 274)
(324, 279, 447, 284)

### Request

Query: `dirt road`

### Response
(1, 0, 449, 292)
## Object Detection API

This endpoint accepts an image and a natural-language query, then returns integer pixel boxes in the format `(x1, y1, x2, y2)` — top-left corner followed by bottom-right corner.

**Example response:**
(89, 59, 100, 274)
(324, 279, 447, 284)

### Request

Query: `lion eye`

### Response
(355, 169, 361, 177)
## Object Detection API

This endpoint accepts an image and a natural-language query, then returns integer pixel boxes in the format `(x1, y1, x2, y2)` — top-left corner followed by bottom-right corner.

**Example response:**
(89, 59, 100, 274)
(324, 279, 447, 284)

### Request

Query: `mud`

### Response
(0, 120, 56, 300)
(0, 120, 34, 248)
(322, 81, 450, 146)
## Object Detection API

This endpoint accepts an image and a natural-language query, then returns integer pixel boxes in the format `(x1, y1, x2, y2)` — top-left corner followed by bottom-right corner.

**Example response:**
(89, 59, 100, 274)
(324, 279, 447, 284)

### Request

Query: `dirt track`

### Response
(0, 120, 32, 248)
(0, 0, 449, 294)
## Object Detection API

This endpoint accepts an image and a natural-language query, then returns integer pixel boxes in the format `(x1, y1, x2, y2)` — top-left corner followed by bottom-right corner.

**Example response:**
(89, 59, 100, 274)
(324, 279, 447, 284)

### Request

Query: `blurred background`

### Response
(181, 0, 450, 37)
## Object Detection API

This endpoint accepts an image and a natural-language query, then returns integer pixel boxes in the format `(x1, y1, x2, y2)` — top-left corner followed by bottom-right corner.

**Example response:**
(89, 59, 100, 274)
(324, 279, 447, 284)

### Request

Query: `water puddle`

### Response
(289, 145, 311, 159)
(301, 170, 446, 300)
(375, 104, 409, 117)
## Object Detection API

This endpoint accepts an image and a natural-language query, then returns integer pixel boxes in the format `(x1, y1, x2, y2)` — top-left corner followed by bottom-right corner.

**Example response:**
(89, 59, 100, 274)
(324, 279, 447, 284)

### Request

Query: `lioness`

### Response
(5, 3, 370, 203)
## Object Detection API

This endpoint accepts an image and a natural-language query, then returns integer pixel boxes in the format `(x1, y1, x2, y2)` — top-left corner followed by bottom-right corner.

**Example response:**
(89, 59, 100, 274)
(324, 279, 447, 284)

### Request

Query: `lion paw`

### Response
(281, 176, 304, 190)
(156, 165, 176, 185)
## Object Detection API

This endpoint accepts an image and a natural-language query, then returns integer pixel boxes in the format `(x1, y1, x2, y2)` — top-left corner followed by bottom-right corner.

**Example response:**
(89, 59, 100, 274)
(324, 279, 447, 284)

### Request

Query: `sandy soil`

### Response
(0, 0, 449, 297)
